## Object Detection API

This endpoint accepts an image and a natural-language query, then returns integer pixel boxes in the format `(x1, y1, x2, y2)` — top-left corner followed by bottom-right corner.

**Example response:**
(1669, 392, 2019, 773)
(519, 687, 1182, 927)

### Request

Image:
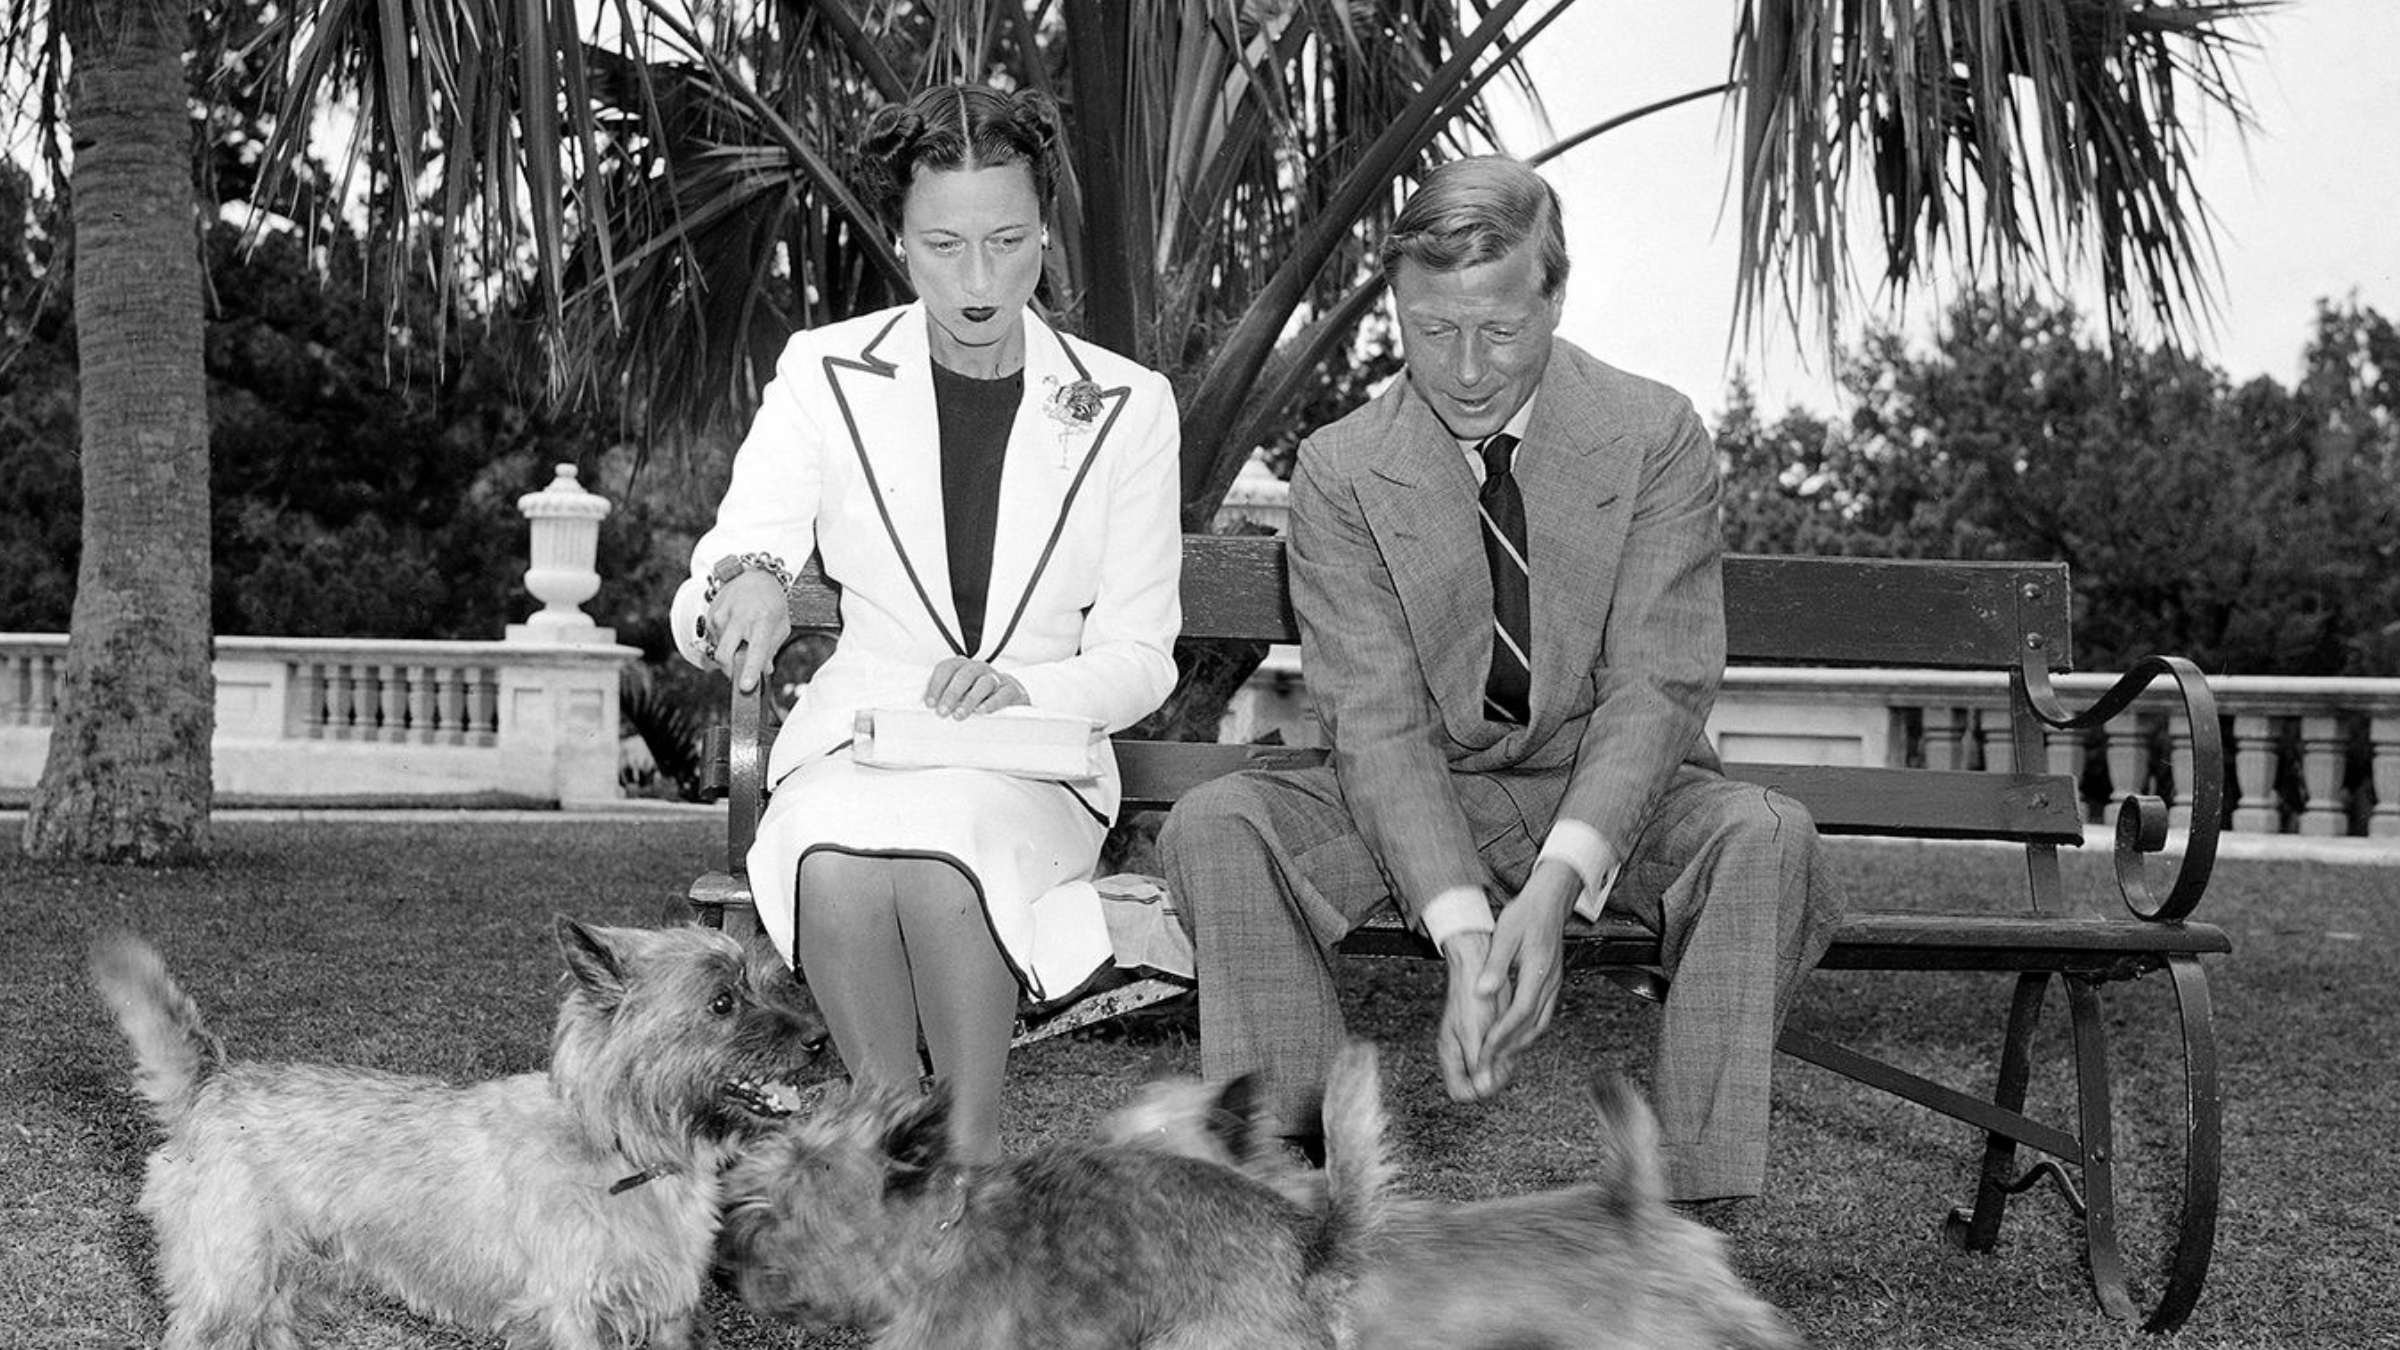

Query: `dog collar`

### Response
(610, 1163, 682, 1195)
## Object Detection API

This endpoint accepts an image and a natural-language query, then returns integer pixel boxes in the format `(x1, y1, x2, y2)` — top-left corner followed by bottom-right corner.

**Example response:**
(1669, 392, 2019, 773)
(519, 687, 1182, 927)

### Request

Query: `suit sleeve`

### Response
(1007, 370, 1183, 732)
(1554, 397, 1725, 851)
(670, 334, 827, 667)
(1288, 437, 1488, 927)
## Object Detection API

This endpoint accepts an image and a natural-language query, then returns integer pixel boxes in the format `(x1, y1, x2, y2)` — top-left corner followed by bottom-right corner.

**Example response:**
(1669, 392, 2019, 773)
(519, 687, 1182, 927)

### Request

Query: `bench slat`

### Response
(1719, 763, 2083, 843)
(1339, 910, 2229, 966)
(1119, 742, 1326, 811)
(1119, 744, 2082, 844)
(782, 538, 2077, 672)
(1723, 554, 2072, 669)
(1177, 534, 1300, 642)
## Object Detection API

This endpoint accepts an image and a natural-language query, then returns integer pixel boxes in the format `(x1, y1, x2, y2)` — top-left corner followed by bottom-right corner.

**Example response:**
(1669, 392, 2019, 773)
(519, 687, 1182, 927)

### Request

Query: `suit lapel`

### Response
(1358, 391, 1491, 717)
(823, 305, 964, 653)
(981, 313, 1125, 660)
(1520, 356, 1635, 700)
(821, 306, 1126, 662)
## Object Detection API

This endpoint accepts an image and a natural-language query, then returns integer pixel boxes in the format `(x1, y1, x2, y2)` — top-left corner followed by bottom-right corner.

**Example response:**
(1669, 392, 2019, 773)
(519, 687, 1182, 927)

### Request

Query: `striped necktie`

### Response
(1478, 432, 1532, 725)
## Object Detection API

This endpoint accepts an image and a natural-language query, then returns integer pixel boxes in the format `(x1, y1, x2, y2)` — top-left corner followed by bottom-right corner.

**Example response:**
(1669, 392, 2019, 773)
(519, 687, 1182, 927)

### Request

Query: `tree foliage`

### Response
(1720, 293, 2400, 675)
(0, 164, 76, 632)
(0, 188, 627, 643)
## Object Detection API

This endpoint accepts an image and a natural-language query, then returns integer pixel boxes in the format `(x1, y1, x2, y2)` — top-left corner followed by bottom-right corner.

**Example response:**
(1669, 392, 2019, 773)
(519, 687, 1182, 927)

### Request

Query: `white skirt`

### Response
(745, 755, 1112, 1003)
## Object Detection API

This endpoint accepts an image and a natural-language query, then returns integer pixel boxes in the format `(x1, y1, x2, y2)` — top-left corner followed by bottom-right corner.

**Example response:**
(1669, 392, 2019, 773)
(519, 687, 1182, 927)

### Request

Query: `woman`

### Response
(671, 85, 1181, 1159)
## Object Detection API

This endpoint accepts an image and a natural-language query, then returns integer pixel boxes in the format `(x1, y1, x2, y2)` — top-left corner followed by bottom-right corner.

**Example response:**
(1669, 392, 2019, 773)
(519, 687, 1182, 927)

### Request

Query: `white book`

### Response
(852, 705, 1105, 782)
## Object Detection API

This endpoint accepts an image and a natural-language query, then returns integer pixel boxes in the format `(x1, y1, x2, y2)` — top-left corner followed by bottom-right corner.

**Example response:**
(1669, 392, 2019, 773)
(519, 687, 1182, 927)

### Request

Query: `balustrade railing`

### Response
(10, 626, 2396, 835)
(3, 634, 633, 805)
(288, 657, 501, 745)
(1228, 658, 2400, 841)
(2, 643, 60, 730)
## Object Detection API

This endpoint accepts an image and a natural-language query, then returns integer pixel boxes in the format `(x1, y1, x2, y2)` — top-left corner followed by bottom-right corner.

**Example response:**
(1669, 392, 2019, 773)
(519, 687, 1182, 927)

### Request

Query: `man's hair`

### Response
(1378, 155, 1569, 296)
(855, 85, 1069, 233)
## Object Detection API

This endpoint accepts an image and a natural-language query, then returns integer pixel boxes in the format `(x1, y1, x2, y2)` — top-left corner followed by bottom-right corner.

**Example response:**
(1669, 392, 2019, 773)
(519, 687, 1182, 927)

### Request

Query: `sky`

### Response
(1486, 0, 2400, 420)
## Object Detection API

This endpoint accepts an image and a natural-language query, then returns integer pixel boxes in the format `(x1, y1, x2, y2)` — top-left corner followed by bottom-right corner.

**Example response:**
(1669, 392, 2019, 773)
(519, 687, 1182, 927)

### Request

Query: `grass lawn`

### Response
(2, 815, 2390, 1349)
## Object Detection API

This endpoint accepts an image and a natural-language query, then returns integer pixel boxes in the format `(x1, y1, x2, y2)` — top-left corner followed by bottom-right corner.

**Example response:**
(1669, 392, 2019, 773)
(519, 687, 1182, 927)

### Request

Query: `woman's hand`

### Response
(702, 570, 793, 694)
(924, 657, 1029, 718)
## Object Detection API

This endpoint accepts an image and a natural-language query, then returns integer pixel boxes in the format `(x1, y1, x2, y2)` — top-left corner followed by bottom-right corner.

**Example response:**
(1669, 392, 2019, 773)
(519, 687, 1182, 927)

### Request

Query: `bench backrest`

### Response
(774, 535, 2084, 847)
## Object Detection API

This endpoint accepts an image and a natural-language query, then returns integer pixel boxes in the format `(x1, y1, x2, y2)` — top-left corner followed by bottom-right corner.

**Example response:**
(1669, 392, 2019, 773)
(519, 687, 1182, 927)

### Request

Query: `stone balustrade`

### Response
(10, 630, 2394, 832)
(6, 462, 638, 808)
(2, 634, 636, 806)
(1226, 655, 2400, 839)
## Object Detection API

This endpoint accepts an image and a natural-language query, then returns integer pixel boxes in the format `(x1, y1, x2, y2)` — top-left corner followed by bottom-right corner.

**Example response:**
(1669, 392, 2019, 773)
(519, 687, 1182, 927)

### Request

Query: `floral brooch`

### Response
(1045, 377, 1105, 429)
(1042, 377, 1106, 465)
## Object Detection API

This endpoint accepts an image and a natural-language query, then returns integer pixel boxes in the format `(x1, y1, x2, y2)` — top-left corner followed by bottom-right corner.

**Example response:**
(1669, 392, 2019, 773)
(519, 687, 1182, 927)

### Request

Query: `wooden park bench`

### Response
(690, 535, 2229, 1334)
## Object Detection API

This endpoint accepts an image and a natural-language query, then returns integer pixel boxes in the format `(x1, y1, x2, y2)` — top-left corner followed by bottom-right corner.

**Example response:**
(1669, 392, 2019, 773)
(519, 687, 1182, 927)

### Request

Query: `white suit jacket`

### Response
(672, 302, 1183, 825)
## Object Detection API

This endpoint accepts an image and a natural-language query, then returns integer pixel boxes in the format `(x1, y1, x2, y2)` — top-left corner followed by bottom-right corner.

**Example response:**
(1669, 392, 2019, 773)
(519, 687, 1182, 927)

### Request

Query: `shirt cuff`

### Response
(1418, 885, 1496, 952)
(1540, 819, 1621, 921)
(670, 577, 711, 667)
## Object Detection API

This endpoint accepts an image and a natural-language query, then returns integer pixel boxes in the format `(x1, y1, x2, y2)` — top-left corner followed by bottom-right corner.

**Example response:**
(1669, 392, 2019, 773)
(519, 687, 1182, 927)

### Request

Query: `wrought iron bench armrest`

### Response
(2020, 652, 2222, 922)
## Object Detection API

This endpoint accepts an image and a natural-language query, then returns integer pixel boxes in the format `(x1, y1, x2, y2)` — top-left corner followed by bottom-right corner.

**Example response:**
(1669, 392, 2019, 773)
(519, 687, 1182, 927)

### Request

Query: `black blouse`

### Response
(930, 362, 1025, 654)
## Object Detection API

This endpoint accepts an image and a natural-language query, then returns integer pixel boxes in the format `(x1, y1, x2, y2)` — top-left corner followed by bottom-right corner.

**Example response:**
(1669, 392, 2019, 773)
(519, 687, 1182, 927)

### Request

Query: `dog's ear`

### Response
(556, 916, 630, 1009)
(1206, 1073, 1269, 1160)
(878, 1081, 954, 1195)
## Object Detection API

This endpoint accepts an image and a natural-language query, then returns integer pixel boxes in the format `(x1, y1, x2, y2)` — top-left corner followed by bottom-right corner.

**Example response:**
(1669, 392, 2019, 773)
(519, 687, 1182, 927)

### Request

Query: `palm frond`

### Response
(1173, 0, 1560, 519)
(1731, 0, 2273, 350)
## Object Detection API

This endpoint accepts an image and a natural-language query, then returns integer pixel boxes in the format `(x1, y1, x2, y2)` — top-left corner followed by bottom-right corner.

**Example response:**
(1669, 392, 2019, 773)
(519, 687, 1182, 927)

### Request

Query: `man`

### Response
(1160, 155, 1846, 1203)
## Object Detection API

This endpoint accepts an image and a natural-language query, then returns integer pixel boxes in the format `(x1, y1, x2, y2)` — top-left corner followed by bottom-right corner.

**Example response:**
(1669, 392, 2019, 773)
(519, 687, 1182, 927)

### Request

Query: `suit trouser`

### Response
(1158, 761, 1846, 1201)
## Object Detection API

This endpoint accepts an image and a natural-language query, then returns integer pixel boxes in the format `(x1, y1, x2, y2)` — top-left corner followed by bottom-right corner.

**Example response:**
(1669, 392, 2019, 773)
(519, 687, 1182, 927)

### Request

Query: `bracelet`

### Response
(704, 551, 795, 604)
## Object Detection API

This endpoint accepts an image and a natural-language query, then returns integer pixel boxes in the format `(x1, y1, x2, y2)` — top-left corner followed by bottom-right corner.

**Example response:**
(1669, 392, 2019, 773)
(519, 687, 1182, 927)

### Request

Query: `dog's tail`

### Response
(89, 935, 223, 1127)
(1313, 1039, 1393, 1271)
(1592, 1074, 1806, 1349)
(1587, 1073, 1668, 1217)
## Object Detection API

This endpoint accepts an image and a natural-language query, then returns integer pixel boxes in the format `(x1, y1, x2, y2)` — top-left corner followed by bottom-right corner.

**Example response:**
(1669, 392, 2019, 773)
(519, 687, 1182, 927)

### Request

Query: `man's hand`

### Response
(1471, 859, 1583, 1092)
(704, 570, 794, 694)
(1435, 930, 1504, 1100)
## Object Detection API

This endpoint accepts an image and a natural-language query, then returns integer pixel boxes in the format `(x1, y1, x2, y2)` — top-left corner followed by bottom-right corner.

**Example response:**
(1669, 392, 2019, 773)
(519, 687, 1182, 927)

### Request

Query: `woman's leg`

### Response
(792, 851, 925, 1092)
(890, 857, 1022, 1164)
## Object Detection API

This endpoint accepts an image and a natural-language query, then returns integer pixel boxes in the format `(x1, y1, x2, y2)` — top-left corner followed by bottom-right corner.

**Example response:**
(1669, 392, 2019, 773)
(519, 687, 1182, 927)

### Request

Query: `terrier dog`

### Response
(90, 918, 826, 1350)
(1101, 1050, 1802, 1350)
(717, 1043, 1393, 1349)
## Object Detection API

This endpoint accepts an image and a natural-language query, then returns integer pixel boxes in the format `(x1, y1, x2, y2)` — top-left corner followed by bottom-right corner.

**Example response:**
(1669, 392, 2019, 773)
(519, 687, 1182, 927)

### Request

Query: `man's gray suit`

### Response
(1162, 339, 1846, 1201)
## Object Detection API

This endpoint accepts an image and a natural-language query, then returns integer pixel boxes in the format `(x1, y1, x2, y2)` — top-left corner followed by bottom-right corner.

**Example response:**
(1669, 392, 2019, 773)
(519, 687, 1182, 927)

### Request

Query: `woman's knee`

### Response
(886, 856, 983, 928)
(795, 851, 904, 926)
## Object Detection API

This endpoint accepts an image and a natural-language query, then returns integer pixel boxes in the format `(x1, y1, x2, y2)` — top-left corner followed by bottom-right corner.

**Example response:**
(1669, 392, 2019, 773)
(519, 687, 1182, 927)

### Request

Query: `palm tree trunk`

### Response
(22, 0, 214, 862)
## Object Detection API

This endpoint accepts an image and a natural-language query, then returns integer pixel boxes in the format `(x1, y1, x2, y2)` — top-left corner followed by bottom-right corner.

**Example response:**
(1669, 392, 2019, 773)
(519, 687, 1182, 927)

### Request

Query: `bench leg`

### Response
(719, 903, 762, 945)
(2139, 954, 2223, 1334)
(2065, 974, 2137, 1322)
(689, 892, 763, 945)
(1947, 972, 2051, 1253)
(1943, 963, 2221, 1334)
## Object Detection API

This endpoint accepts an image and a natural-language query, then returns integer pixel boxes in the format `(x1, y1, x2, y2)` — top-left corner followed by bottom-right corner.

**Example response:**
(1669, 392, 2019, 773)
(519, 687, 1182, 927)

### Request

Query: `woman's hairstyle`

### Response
(1377, 155, 1570, 297)
(855, 85, 1068, 232)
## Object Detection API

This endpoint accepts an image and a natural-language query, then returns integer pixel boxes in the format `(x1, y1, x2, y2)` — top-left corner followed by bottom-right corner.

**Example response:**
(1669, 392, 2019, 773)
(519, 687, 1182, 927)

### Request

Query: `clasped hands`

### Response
(1436, 858, 1584, 1102)
(703, 570, 1026, 714)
